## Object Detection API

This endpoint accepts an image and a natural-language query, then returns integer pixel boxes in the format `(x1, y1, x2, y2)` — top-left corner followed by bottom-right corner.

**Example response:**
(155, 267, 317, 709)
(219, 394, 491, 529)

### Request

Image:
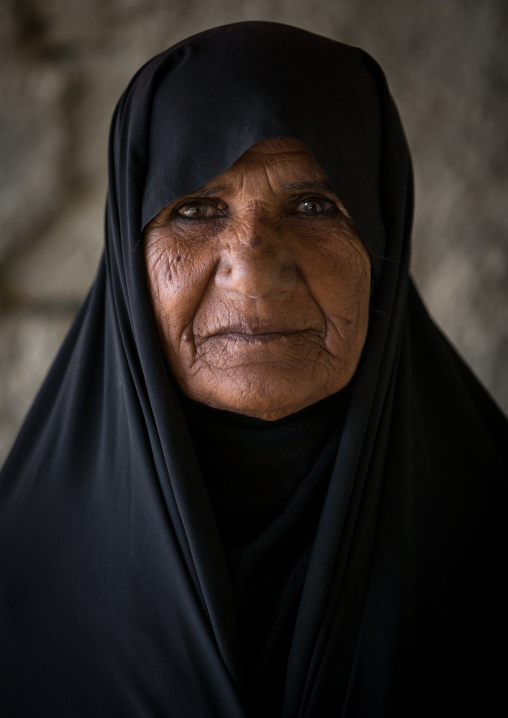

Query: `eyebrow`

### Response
(187, 178, 336, 198)
(186, 182, 231, 197)
(282, 179, 335, 194)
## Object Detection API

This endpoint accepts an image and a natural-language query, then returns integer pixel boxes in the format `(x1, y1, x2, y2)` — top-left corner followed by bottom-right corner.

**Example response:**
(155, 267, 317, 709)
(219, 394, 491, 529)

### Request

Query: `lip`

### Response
(212, 330, 298, 342)
(208, 323, 304, 339)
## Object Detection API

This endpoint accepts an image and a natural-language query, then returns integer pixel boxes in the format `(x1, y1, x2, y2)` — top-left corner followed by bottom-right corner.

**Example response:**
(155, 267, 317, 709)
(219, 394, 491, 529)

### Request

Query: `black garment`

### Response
(1, 21, 507, 718)
(181, 389, 350, 715)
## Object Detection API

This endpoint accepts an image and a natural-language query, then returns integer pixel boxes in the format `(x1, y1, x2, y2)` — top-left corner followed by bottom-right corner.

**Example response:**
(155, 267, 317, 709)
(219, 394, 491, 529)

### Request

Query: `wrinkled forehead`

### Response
(141, 23, 386, 263)
(195, 138, 332, 197)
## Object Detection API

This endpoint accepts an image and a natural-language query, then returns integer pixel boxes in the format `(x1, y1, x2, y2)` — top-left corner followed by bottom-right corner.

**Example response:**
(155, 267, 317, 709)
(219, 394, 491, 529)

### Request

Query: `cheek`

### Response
(307, 239, 371, 351)
(144, 236, 215, 351)
(145, 245, 179, 306)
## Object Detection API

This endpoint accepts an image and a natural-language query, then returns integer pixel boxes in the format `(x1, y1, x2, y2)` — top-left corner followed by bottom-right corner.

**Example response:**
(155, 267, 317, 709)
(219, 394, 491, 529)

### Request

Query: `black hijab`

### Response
(1, 22, 507, 717)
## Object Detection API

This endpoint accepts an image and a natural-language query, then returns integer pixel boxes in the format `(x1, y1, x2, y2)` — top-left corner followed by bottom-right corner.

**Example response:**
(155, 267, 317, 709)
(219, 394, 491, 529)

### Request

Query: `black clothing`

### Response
(181, 390, 350, 715)
(1, 21, 507, 718)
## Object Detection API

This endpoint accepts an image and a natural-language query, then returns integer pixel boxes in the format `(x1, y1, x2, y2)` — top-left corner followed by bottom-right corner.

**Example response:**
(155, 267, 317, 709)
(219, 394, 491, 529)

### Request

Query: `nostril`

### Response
(215, 256, 297, 299)
(214, 232, 297, 298)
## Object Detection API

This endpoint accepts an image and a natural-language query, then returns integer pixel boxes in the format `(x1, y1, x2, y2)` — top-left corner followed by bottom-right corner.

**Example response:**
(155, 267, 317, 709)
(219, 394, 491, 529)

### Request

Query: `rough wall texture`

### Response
(1, 0, 507, 463)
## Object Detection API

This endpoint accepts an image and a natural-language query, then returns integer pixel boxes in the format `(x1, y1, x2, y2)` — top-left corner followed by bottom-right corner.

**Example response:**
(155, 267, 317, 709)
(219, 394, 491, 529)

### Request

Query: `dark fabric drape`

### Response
(181, 388, 351, 716)
(1, 21, 506, 717)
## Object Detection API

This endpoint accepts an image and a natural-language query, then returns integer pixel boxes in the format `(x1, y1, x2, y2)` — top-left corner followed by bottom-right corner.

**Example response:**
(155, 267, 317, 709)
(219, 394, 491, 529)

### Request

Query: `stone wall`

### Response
(1, 0, 507, 463)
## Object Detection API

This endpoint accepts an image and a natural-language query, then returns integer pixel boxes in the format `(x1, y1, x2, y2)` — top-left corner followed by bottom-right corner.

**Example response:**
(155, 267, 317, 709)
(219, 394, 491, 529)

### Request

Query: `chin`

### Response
(181, 366, 350, 420)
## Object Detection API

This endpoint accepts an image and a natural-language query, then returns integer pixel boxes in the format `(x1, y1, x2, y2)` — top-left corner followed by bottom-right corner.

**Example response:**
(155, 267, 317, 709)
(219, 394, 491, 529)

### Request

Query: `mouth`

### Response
(208, 323, 304, 341)
(190, 322, 326, 359)
(213, 331, 298, 342)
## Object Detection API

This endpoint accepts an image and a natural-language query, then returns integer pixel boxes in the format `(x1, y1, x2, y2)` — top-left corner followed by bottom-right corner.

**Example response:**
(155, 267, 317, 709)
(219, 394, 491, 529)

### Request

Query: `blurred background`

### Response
(1, 0, 507, 463)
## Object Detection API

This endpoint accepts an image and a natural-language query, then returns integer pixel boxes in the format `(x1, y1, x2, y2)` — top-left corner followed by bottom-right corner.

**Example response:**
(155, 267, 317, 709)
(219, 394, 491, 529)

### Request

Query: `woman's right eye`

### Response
(173, 201, 225, 220)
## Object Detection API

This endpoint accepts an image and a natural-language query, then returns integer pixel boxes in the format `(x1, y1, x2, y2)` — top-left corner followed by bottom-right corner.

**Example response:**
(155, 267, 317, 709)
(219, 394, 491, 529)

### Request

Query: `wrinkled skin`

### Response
(144, 138, 371, 420)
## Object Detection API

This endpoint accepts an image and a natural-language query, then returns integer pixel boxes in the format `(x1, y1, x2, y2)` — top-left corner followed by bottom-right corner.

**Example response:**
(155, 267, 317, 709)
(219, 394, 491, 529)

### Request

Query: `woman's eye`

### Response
(294, 196, 338, 216)
(174, 201, 224, 220)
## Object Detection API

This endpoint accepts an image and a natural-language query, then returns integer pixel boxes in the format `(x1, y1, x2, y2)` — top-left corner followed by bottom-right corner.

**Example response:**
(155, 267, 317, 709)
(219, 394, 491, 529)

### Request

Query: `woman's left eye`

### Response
(294, 197, 338, 216)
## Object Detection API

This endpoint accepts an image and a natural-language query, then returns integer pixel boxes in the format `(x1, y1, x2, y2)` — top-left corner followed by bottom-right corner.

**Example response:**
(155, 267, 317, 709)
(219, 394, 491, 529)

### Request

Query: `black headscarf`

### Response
(1, 22, 507, 717)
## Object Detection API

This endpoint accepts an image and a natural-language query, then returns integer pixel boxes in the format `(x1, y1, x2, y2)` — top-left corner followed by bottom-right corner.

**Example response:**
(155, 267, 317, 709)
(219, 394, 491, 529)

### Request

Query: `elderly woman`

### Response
(0, 22, 506, 718)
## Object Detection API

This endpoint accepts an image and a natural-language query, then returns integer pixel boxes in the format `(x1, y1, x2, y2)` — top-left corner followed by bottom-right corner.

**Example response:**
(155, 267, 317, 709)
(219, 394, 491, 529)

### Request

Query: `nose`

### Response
(214, 219, 298, 299)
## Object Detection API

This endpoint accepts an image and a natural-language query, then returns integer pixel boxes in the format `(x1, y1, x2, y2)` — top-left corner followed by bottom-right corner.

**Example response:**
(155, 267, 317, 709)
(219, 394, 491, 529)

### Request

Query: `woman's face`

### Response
(144, 138, 371, 420)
